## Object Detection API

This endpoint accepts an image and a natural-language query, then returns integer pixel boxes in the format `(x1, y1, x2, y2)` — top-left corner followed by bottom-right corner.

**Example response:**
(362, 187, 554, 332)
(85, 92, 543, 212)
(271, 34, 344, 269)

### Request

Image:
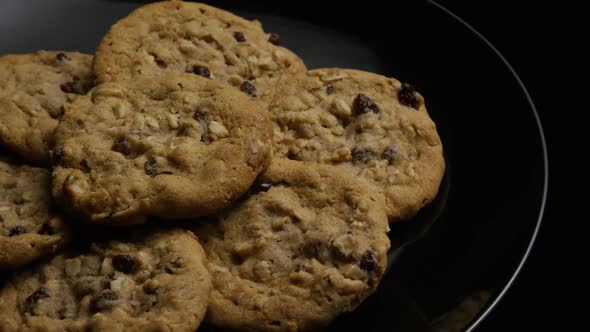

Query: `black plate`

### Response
(0, 1, 547, 331)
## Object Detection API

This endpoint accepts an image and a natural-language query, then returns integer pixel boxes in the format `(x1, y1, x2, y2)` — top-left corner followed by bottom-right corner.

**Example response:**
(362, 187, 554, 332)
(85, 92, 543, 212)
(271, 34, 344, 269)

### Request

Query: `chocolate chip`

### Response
(24, 287, 49, 313)
(155, 59, 167, 68)
(112, 139, 131, 156)
(52, 146, 64, 165)
(359, 250, 378, 272)
(295, 263, 306, 272)
(112, 254, 140, 274)
(352, 94, 380, 116)
(80, 160, 90, 173)
(326, 84, 334, 95)
(268, 33, 281, 45)
(398, 83, 421, 110)
(60, 81, 87, 95)
(91, 289, 118, 312)
(0, 216, 3, 223)
(233, 31, 246, 42)
(144, 158, 157, 177)
(240, 80, 257, 97)
(187, 65, 211, 78)
(194, 107, 208, 122)
(351, 147, 370, 162)
(9, 225, 26, 236)
(381, 146, 398, 164)
(56, 52, 70, 62)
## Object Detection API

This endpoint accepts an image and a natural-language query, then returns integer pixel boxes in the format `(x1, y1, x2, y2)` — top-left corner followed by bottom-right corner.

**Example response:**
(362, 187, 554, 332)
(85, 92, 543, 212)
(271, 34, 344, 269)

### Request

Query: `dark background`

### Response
(436, 1, 562, 331)
(0, 0, 564, 330)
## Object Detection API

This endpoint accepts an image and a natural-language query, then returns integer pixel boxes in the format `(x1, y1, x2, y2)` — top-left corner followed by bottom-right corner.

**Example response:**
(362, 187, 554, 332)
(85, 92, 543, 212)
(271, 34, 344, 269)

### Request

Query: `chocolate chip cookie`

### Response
(51, 73, 272, 224)
(94, 1, 306, 103)
(0, 51, 93, 166)
(0, 228, 211, 332)
(196, 159, 390, 331)
(0, 158, 68, 269)
(270, 68, 445, 221)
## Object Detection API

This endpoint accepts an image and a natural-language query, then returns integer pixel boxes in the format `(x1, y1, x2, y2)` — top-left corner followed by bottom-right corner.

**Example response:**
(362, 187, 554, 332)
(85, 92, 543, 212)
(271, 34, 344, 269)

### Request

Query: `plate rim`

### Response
(427, 1, 549, 330)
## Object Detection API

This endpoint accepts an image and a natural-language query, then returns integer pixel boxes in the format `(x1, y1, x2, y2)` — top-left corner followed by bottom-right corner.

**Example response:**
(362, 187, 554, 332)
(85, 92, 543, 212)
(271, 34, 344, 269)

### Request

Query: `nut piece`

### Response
(331, 98, 352, 118)
(66, 175, 89, 195)
(92, 86, 125, 101)
(320, 73, 349, 82)
(332, 234, 359, 258)
(208, 121, 229, 138)
(166, 114, 179, 129)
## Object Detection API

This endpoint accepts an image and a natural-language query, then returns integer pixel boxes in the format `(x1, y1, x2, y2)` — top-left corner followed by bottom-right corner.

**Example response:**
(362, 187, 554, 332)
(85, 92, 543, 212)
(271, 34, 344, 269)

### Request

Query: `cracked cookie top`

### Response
(0, 51, 93, 165)
(196, 159, 390, 331)
(0, 228, 211, 332)
(270, 68, 445, 221)
(94, 1, 306, 103)
(51, 73, 272, 224)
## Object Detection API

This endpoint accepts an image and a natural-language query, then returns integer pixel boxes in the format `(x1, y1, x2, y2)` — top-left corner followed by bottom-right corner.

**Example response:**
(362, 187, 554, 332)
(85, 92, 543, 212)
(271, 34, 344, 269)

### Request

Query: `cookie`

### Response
(94, 1, 306, 103)
(0, 51, 93, 166)
(0, 158, 68, 269)
(0, 228, 211, 332)
(51, 73, 272, 224)
(270, 68, 445, 221)
(196, 159, 390, 331)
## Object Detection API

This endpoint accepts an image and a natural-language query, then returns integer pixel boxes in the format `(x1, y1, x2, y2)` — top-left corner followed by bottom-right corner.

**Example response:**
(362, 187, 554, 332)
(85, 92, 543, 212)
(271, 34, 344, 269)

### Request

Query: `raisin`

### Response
(144, 158, 157, 177)
(351, 147, 370, 162)
(352, 94, 380, 116)
(246, 181, 273, 198)
(112, 139, 131, 156)
(326, 84, 335, 95)
(268, 33, 281, 45)
(112, 254, 139, 273)
(56, 52, 70, 61)
(60, 81, 87, 95)
(9, 225, 26, 236)
(187, 65, 211, 78)
(80, 160, 91, 173)
(381, 146, 397, 164)
(40, 223, 54, 235)
(257, 182, 273, 192)
(194, 107, 208, 122)
(23, 287, 49, 313)
(398, 83, 421, 110)
(91, 290, 118, 312)
(295, 263, 306, 272)
(52, 146, 64, 165)
(240, 81, 257, 97)
(359, 251, 378, 272)
(233, 31, 246, 42)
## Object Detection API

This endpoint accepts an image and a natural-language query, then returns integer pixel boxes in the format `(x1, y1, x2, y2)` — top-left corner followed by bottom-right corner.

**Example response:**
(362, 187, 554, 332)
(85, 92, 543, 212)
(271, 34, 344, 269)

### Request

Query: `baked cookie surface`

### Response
(0, 228, 211, 332)
(52, 73, 272, 224)
(197, 159, 390, 331)
(0, 51, 93, 166)
(0, 158, 68, 269)
(270, 68, 445, 221)
(94, 1, 306, 103)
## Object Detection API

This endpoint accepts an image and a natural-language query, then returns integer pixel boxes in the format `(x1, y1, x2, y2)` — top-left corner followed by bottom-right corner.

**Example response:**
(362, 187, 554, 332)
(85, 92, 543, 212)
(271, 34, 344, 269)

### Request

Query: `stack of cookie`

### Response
(0, 1, 444, 331)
